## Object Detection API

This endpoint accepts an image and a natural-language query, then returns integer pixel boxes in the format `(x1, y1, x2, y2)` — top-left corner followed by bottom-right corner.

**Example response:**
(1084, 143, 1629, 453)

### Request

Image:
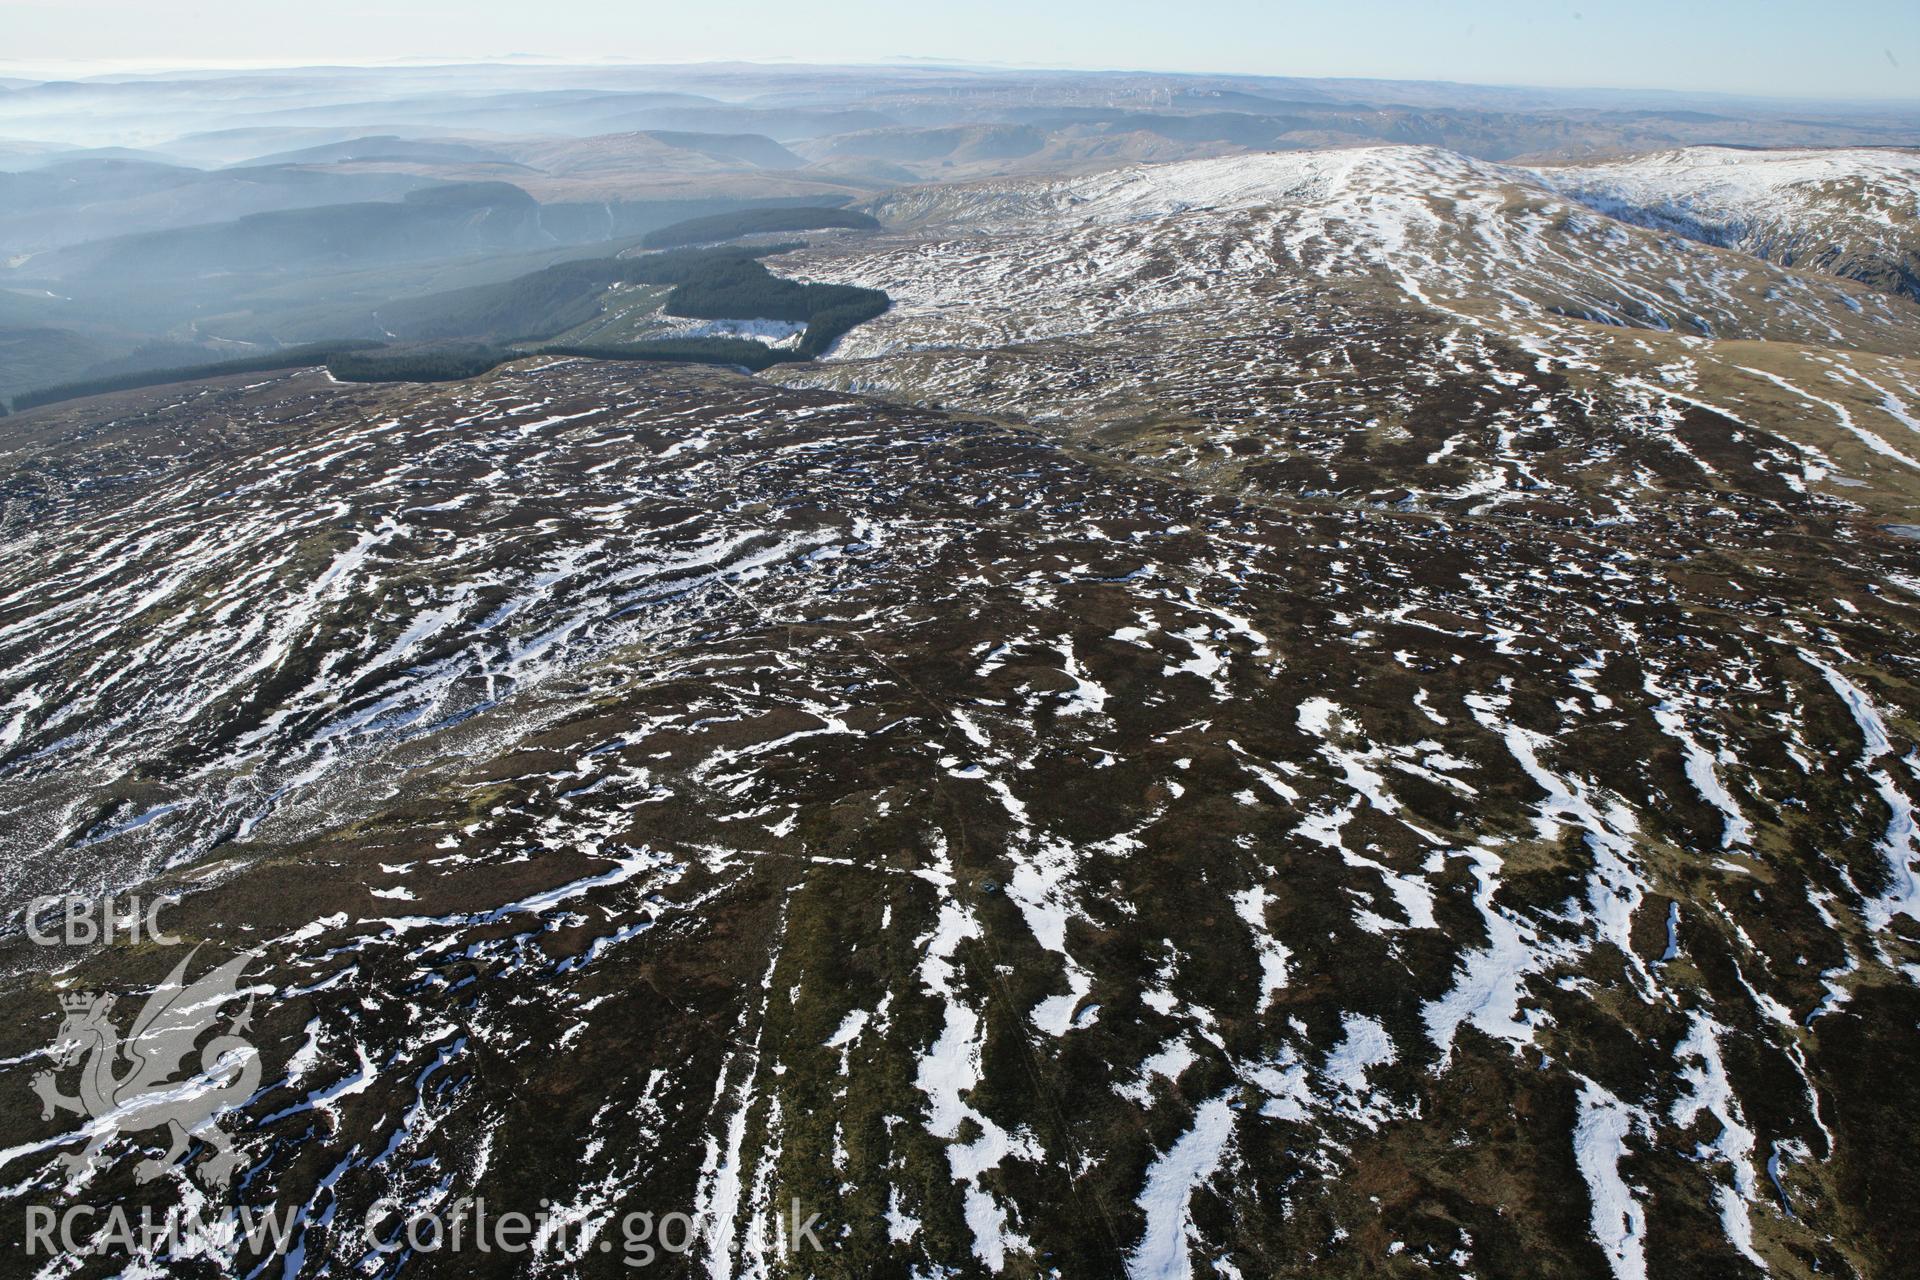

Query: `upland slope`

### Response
(2, 143, 1919, 1280)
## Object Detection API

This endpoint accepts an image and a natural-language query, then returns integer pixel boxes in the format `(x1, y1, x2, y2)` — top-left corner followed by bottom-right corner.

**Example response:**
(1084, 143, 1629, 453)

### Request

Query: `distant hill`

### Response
(808, 124, 1048, 166)
(0, 325, 116, 401)
(0, 157, 442, 255)
(229, 135, 520, 169)
(5, 181, 549, 288)
(637, 131, 804, 170)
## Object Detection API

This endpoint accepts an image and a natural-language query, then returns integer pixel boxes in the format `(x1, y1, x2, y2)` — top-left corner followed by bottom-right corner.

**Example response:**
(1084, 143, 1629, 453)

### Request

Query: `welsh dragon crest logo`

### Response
(31, 946, 262, 1189)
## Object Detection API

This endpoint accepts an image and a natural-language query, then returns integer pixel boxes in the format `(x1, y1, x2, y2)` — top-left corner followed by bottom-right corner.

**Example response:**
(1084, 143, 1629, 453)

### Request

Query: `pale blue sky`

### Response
(1, 0, 1914, 101)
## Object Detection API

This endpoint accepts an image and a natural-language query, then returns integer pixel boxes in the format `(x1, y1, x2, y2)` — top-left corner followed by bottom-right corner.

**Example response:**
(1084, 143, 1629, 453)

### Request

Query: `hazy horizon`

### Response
(1, 0, 1915, 102)
(1, 56, 1917, 111)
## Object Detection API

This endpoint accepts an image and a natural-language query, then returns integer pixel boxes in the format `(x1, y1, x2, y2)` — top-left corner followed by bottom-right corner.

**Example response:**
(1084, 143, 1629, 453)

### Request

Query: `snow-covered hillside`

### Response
(778, 145, 1920, 524)
(1539, 146, 1920, 302)
(836, 146, 1920, 360)
(5, 141, 1920, 1280)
